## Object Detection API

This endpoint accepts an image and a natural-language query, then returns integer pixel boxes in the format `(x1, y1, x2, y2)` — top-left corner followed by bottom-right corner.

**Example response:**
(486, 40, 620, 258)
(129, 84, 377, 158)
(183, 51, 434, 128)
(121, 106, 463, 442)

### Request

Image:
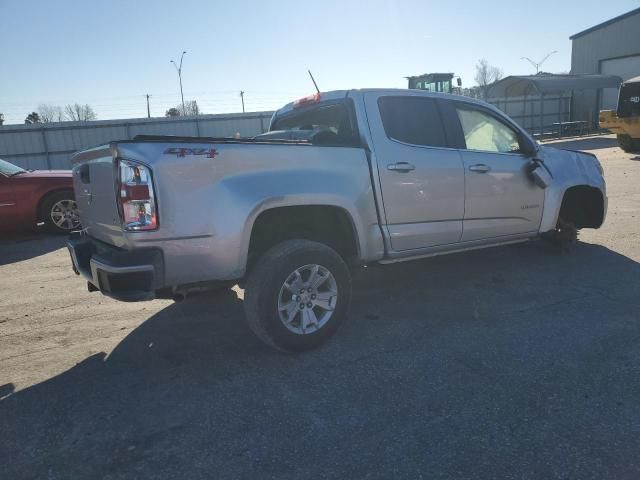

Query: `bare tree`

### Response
(165, 100, 201, 117)
(185, 100, 200, 116)
(474, 59, 504, 99)
(25, 112, 41, 124)
(64, 103, 97, 122)
(38, 104, 65, 123)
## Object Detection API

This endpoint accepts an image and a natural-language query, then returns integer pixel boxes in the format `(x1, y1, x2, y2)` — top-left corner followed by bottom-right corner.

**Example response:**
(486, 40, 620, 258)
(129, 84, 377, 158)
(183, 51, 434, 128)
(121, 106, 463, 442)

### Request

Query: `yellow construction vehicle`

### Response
(600, 75, 640, 153)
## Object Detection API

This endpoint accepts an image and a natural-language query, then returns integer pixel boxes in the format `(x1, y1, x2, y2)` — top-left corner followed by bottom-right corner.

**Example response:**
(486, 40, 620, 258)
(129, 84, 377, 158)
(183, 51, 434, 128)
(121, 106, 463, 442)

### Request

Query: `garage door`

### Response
(601, 55, 640, 109)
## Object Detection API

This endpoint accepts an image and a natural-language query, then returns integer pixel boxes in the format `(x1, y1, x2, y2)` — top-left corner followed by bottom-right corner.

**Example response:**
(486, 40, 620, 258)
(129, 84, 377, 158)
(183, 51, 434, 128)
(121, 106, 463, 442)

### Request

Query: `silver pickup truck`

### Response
(68, 89, 606, 351)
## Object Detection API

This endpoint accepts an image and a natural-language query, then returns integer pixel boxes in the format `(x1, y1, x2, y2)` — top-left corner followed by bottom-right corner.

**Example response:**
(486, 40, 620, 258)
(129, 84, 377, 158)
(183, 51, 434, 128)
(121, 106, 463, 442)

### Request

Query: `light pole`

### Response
(521, 51, 558, 74)
(170, 51, 187, 115)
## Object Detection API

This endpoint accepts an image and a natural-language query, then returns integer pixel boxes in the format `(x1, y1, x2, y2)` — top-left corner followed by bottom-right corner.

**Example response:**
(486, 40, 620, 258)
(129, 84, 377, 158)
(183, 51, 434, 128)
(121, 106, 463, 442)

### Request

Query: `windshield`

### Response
(0, 158, 26, 176)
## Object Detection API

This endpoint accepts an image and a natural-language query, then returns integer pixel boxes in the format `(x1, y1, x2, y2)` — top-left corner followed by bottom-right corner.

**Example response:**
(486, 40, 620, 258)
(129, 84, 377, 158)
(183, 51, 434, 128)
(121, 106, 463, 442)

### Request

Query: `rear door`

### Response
(364, 93, 465, 251)
(443, 101, 544, 242)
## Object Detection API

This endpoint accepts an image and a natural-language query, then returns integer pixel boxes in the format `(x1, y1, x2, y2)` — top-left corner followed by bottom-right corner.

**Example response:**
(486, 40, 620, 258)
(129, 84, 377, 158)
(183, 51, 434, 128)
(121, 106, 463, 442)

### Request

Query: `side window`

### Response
(456, 107, 521, 153)
(378, 96, 447, 148)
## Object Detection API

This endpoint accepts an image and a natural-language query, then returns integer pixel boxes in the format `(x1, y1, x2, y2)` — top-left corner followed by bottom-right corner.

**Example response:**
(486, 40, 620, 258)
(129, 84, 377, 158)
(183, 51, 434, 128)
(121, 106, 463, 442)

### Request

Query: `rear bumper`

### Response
(68, 232, 164, 301)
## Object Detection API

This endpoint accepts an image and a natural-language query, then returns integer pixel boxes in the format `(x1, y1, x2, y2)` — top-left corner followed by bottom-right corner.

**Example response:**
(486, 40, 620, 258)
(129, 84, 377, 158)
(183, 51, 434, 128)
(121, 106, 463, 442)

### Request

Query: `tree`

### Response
(165, 100, 201, 117)
(474, 59, 503, 99)
(25, 112, 41, 124)
(64, 103, 97, 122)
(38, 104, 64, 123)
(184, 100, 200, 116)
(0, 113, 4, 126)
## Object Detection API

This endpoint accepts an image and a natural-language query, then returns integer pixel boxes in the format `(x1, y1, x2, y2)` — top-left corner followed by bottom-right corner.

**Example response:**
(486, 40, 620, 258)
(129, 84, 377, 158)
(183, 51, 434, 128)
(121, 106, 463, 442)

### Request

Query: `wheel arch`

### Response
(557, 185, 606, 229)
(541, 184, 606, 232)
(245, 203, 362, 268)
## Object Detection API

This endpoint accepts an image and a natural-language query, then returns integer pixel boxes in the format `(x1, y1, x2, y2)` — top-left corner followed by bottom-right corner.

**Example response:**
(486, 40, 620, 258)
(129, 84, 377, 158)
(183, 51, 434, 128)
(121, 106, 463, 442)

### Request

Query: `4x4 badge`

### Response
(164, 147, 219, 158)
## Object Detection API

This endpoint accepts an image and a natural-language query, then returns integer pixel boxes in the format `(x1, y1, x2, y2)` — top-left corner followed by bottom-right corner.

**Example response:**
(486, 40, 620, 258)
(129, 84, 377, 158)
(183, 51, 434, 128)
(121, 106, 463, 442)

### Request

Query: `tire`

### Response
(41, 190, 80, 234)
(617, 134, 640, 153)
(542, 218, 578, 252)
(244, 239, 352, 352)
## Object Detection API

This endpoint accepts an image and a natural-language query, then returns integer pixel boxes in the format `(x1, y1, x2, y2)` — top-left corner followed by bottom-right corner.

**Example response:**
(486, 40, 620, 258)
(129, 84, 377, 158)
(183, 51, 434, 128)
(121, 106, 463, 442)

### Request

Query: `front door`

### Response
(364, 93, 465, 251)
(0, 175, 18, 231)
(451, 104, 544, 242)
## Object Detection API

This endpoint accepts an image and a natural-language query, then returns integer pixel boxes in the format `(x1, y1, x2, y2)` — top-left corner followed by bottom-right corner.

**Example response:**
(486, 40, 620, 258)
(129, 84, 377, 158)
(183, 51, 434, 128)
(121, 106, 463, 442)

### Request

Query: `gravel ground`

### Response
(1, 135, 639, 480)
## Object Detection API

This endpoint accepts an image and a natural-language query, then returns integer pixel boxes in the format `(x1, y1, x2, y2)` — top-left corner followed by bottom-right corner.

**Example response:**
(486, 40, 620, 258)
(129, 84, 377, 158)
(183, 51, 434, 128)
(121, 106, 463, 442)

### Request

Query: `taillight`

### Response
(117, 159, 158, 231)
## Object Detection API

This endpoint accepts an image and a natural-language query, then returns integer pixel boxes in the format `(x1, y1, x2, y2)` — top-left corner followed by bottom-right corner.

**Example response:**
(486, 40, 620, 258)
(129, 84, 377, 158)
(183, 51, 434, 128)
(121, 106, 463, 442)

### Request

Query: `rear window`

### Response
(378, 96, 447, 148)
(271, 102, 358, 146)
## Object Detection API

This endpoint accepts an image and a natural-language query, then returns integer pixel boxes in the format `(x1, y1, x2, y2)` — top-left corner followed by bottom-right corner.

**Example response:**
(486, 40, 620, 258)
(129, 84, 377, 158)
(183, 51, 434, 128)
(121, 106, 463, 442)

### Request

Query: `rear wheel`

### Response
(244, 239, 352, 352)
(617, 134, 640, 153)
(41, 191, 80, 234)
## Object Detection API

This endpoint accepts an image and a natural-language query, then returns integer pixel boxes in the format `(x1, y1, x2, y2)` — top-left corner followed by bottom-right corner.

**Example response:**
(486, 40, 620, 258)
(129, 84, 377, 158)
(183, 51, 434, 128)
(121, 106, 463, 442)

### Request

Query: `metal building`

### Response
(571, 7, 640, 126)
(487, 74, 621, 136)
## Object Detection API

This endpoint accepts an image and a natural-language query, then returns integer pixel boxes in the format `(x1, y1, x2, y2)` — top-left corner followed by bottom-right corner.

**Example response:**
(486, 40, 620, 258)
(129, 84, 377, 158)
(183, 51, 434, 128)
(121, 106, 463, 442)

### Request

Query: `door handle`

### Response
(387, 162, 416, 172)
(468, 164, 490, 173)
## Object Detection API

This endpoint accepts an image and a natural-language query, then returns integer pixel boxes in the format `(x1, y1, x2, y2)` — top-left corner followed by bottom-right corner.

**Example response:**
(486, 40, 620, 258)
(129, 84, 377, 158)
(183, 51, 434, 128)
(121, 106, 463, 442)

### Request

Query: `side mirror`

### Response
(526, 160, 552, 189)
(519, 135, 538, 156)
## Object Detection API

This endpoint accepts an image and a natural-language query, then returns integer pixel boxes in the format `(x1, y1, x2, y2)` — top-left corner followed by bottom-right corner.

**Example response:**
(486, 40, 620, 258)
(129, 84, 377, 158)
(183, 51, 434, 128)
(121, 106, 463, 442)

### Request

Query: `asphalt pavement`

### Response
(1, 135, 639, 479)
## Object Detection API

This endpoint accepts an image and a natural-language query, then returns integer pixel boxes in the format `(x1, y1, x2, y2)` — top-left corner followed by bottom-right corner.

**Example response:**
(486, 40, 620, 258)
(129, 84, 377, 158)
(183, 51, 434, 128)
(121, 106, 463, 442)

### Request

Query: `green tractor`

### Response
(600, 75, 640, 153)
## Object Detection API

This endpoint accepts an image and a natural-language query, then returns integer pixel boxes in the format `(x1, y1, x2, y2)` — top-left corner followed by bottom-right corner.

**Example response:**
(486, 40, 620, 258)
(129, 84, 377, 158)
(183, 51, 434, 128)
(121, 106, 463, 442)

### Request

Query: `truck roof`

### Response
(273, 88, 496, 121)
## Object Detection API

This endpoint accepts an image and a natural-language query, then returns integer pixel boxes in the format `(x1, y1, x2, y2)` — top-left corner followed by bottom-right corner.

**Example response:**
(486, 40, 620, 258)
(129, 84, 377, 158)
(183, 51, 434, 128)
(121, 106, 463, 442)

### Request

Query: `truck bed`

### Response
(70, 138, 383, 286)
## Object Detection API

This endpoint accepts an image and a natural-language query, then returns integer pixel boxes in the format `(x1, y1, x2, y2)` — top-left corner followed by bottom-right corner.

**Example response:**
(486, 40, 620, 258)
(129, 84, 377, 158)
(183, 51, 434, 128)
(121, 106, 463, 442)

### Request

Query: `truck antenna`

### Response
(308, 70, 320, 95)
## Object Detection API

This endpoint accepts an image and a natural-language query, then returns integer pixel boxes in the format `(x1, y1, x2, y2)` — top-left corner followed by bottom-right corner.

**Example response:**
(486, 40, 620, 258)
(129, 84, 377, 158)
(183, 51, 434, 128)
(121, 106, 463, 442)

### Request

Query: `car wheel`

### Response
(41, 191, 80, 234)
(244, 239, 352, 352)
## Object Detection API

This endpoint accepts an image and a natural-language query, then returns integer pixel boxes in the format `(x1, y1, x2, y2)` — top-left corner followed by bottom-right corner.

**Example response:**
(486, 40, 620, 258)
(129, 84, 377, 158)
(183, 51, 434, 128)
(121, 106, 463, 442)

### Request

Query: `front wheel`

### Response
(542, 218, 578, 252)
(243, 240, 352, 352)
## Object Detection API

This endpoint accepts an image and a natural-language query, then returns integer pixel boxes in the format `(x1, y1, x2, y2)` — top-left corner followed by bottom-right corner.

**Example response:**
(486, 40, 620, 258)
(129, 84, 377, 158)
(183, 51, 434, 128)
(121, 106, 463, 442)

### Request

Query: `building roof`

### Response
(570, 7, 640, 40)
(487, 74, 623, 97)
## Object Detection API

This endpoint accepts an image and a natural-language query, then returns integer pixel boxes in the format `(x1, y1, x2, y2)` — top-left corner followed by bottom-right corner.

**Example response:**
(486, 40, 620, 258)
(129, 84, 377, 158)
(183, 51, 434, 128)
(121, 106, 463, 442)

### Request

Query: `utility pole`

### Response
(145, 94, 151, 118)
(240, 91, 245, 113)
(170, 51, 187, 115)
(521, 50, 558, 74)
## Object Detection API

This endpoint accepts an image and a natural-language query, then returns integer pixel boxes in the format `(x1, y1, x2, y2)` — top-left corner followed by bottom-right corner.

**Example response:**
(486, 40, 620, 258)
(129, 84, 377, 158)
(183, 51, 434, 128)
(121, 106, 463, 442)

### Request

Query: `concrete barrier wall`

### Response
(0, 111, 274, 170)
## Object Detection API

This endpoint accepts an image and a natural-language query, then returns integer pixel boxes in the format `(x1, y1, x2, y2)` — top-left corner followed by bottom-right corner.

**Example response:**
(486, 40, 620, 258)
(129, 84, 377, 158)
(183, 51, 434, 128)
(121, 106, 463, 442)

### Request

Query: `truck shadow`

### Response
(2, 241, 640, 477)
(0, 232, 68, 266)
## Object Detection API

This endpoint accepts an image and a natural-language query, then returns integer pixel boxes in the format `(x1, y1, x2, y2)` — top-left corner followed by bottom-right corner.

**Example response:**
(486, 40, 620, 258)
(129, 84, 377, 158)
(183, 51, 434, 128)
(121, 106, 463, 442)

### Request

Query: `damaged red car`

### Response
(0, 158, 79, 234)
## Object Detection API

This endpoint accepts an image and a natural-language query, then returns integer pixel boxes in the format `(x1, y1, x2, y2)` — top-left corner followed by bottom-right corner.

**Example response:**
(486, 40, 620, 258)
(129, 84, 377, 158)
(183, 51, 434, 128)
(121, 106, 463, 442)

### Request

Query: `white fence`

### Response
(0, 111, 274, 170)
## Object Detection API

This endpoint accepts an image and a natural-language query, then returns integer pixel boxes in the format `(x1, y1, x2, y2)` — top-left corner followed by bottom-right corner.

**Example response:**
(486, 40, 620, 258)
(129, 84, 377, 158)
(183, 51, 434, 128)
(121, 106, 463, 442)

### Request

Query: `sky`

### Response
(0, 0, 638, 124)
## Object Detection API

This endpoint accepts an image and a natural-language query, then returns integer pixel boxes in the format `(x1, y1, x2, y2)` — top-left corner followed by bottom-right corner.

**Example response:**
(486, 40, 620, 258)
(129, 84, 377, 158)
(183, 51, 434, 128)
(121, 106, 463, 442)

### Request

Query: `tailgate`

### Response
(71, 145, 126, 248)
